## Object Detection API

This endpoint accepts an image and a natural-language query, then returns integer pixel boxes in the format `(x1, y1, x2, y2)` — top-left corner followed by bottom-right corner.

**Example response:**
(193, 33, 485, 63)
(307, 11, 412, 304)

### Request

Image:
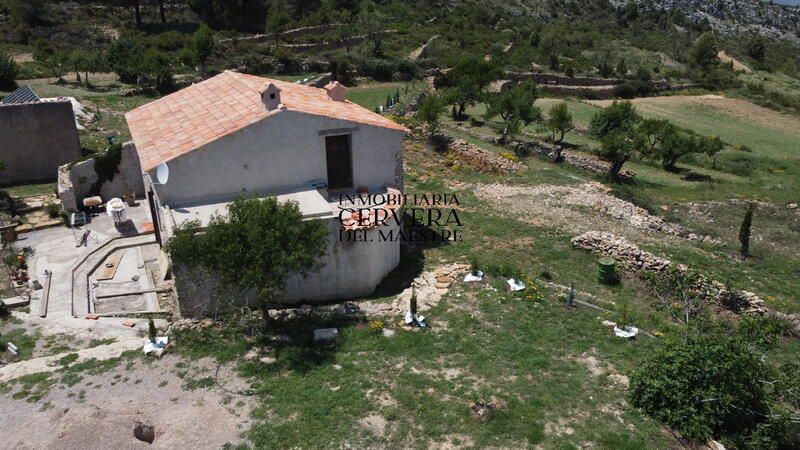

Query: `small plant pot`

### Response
(126, 196, 136, 206)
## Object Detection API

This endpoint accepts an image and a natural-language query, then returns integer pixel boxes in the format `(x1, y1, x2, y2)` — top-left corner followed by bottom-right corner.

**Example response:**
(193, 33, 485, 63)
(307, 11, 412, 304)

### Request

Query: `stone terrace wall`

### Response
(571, 231, 800, 336)
(434, 134, 524, 174)
(467, 132, 635, 181)
(507, 72, 624, 87)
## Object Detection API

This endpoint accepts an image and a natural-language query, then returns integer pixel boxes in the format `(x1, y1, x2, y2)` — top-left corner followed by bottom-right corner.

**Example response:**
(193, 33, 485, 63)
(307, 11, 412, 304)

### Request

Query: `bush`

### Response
(738, 316, 786, 350)
(629, 332, 791, 447)
(614, 81, 653, 99)
(45, 203, 60, 218)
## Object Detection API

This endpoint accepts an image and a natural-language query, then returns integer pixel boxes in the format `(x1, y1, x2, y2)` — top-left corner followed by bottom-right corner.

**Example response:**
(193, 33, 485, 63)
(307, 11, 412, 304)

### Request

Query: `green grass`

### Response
(346, 80, 425, 111)
(0, 182, 56, 197)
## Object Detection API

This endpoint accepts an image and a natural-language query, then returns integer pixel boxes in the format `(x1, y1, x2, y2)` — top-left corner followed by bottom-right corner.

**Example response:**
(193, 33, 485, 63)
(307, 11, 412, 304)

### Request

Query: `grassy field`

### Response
(346, 80, 426, 111)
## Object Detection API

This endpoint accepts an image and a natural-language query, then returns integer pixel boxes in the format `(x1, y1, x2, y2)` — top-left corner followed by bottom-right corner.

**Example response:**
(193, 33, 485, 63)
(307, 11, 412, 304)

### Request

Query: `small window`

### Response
(270, 93, 276, 99)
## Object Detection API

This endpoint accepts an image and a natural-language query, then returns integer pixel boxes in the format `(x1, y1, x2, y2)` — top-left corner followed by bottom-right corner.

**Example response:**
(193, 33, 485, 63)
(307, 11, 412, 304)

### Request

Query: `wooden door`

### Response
(325, 135, 353, 190)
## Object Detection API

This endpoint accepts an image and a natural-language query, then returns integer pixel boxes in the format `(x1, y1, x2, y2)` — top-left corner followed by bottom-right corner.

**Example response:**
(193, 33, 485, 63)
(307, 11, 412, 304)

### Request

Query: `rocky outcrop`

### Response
(570, 231, 800, 337)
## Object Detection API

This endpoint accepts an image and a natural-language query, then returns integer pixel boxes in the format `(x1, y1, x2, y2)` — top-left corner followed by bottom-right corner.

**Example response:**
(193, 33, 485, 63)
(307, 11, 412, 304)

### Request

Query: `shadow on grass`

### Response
(262, 313, 364, 375)
(360, 218, 451, 301)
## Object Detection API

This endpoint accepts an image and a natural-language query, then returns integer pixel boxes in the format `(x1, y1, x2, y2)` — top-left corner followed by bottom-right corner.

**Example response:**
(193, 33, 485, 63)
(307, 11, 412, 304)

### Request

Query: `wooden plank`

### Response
(39, 270, 52, 318)
(96, 251, 123, 281)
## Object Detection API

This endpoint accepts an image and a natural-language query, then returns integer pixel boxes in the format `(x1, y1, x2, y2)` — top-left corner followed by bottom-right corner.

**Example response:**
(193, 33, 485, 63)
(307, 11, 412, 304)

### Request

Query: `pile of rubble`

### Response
(358, 263, 470, 316)
(472, 182, 716, 243)
(434, 135, 524, 174)
(570, 182, 716, 243)
(570, 231, 800, 336)
(571, 231, 672, 273)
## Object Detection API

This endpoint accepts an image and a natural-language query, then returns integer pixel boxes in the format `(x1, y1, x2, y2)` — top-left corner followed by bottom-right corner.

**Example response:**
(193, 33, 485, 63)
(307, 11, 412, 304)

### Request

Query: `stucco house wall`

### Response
(151, 110, 405, 207)
(0, 101, 82, 185)
(174, 218, 401, 315)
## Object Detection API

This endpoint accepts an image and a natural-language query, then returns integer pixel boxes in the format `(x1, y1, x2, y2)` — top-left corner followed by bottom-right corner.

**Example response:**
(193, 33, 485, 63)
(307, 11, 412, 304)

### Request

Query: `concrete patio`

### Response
(10, 201, 167, 337)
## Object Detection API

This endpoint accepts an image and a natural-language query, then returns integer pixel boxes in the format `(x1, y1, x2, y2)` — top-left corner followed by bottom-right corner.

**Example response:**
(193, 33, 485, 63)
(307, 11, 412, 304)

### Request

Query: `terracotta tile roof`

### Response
(125, 71, 408, 171)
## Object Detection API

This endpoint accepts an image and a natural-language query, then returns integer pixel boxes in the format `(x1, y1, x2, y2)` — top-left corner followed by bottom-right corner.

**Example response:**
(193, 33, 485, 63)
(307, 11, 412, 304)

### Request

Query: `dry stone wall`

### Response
(434, 135, 524, 174)
(571, 231, 800, 336)
(469, 132, 635, 181)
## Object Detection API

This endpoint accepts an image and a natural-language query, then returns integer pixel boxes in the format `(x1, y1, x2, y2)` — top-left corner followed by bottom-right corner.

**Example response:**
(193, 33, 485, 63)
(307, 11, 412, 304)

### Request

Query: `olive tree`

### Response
(441, 56, 502, 119)
(167, 195, 329, 325)
(546, 102, 574, 144)
(589, 101, 641, 180)
(638, 118, 723, 171)
(484, 80, 541, 144)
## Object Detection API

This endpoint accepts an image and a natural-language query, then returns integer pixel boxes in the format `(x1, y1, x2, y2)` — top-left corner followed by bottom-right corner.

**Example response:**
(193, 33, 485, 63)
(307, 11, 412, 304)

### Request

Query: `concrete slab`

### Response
(11, 202, 154, 324)
(168, 188, 335, 227)
(2, 295, 29, 307)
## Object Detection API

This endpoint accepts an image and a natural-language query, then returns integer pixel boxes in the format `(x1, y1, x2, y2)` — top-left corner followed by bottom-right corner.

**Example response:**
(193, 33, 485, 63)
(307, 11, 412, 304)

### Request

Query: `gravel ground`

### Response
(0, 355, 255, 449)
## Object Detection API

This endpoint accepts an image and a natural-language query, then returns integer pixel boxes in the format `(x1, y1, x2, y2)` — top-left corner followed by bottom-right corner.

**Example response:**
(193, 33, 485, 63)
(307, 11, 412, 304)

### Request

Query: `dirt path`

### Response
(0, 355, 255, 449)
(718, 50, 752, 73)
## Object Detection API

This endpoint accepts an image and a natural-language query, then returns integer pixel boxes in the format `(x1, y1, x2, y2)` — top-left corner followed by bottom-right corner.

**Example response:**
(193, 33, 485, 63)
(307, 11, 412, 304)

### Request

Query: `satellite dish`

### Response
(156, 162, 169, 184)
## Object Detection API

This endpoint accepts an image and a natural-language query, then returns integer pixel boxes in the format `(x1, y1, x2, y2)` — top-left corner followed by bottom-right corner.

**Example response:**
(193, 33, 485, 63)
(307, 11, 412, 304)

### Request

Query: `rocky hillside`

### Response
(615, 0, 800, 42)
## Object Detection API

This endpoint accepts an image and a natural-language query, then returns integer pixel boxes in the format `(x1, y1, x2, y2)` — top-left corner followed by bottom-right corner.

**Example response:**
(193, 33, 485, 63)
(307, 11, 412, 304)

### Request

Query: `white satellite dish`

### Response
(156, 162, 169, 185)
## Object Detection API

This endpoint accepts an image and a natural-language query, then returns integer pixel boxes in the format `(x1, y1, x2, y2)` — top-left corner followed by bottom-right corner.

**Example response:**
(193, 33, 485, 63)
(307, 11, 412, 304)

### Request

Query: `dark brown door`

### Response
(325, 135, 353, 190)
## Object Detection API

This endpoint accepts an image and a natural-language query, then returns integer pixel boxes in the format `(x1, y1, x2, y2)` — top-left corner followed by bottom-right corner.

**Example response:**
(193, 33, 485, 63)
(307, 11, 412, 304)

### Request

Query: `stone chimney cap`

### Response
(324, 81, 347, 102)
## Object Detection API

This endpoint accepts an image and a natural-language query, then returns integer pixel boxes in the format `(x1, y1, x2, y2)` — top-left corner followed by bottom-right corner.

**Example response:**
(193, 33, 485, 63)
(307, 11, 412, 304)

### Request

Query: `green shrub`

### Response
(631, 333, 772, 446)
(44, 203, 60, 218)
(738, 316, 786, 350)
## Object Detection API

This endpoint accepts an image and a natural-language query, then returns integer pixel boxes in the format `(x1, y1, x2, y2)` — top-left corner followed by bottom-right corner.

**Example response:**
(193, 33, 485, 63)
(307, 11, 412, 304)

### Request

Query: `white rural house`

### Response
(125, 70, 408, 311)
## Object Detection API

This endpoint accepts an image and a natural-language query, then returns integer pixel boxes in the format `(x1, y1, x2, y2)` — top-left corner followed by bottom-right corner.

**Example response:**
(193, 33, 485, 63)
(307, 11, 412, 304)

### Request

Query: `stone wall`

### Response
(219, 24, 344, 44)
(570, 230, 800, 336)
(506, 72, 623, 87)
(434, 134, 524, 174)
(58, 141, 145, 212)
(472, 133, 636, 181)
(0, 101, 82, 185)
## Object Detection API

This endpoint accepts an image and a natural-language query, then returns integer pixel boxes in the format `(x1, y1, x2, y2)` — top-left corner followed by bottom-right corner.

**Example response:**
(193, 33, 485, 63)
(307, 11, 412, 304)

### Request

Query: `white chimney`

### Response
(324, 81, 347, 102)
(259, 83, 281, 110)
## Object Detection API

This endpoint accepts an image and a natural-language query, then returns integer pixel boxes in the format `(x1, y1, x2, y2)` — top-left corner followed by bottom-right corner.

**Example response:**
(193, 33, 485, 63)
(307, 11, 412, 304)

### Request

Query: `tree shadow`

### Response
(258, 313, 364, 375)
(361, 218, 451, 300)
(682, 171, 715, 183)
